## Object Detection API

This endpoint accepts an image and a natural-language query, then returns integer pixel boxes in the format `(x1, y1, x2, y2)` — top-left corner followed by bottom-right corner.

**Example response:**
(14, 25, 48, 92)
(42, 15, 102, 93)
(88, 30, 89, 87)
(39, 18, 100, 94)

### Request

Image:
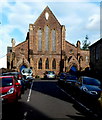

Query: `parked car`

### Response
(2, 72, 27, 93)
(0, 76, 21, 104)
(21, 75, 34, 88)
(2, 72, 22, 80)
(65, 75, 78, 86)
(75, 76, 102, 100)
(64, 75, 78, 94)
(25, 76, 34, 88)
(17, 79, 27, 93)
(26, 76, 34, 81)
(44, 71, 56, 79)
(58, 72, 70, 84)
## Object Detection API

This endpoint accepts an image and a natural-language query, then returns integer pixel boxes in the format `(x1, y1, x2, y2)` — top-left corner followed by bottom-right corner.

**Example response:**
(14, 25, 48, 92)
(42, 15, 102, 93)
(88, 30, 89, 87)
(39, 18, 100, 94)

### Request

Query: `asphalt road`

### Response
(1, 79, 102, 120)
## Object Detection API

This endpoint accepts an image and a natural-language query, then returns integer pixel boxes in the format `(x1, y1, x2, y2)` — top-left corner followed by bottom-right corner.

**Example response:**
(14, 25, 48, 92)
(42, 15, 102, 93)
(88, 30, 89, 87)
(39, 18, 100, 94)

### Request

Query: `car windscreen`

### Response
(2, 78, 13, 87)
(47, 71, 55, 74)
(83, 78, 101, 86)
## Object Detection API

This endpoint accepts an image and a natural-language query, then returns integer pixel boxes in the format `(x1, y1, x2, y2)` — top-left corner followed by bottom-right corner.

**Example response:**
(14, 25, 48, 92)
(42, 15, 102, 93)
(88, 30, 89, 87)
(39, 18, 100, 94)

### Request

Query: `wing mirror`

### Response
(78, 82, 82, 85)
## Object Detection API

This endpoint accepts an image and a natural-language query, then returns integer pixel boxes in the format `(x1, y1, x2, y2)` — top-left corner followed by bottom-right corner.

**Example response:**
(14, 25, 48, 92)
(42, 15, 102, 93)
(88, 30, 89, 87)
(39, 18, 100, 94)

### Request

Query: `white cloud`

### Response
(0, 25, 12, 57)
(5, 0, 102, 2)
(0, 55, 7, 68)
(53, 2, 100, 45)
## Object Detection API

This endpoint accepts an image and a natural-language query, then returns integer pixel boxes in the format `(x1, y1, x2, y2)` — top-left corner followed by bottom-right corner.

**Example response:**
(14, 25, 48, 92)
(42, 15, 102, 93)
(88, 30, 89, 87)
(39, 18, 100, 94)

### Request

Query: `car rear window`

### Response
(2, 73, 19, 79)
(2, 78, 13, 87)
(66, 76, 77, 80)
(83, 78, 101, 86)
(47, 71, 55, 74)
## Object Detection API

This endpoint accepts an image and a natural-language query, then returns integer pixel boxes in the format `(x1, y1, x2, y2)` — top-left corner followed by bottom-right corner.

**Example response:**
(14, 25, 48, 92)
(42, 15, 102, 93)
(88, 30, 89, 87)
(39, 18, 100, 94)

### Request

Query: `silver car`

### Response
(44, 71, 56, 79)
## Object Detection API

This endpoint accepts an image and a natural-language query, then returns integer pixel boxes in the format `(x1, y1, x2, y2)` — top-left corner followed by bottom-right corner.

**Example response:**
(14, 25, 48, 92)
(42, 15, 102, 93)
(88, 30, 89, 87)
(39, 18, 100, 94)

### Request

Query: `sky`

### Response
(0, 0, 101, 58)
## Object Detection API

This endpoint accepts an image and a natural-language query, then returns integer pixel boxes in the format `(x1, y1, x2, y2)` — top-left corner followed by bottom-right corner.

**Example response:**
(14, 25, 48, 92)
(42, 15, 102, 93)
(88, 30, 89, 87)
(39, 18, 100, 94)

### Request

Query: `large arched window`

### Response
(45, 26, 49, 51)
(52, 29, 56, 51)
(38, 58, 42, 69)
(38, 29, 42, 51)
(45, 58, 49, 69)
(52, 59, 56, 69)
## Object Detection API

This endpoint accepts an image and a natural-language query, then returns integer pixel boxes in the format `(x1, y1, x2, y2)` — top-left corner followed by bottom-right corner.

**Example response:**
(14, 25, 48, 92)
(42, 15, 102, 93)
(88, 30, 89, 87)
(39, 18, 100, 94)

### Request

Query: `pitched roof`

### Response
(89, 38, 102, 48)
(34, 6, 61, 26)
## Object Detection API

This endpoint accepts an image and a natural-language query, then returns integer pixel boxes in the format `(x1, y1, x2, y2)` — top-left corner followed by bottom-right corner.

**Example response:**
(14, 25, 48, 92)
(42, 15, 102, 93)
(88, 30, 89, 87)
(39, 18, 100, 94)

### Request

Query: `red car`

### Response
(0, 76, 21, 104)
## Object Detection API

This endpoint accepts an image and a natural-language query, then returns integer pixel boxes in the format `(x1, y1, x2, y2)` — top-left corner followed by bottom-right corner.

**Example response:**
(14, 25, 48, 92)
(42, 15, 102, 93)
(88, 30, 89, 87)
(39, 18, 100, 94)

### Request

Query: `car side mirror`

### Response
(78, 82, 82, 85)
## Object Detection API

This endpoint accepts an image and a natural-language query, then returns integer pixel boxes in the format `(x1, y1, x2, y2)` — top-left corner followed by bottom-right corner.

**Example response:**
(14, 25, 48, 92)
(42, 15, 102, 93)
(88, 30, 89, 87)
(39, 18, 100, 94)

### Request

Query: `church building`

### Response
(7, 6, 89, 77)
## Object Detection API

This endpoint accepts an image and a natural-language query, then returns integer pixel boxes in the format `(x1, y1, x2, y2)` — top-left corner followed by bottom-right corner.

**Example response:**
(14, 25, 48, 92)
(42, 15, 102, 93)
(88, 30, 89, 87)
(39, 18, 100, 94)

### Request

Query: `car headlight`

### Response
(89, 91, 98, 95)
(82, 86, 88, 92)
(7, 88, 14, 95)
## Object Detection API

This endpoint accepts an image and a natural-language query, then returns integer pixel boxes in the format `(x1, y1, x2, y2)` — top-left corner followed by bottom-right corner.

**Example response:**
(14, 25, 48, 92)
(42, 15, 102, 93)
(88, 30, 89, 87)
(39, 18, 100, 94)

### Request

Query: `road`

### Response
(1, 79, 101, 120)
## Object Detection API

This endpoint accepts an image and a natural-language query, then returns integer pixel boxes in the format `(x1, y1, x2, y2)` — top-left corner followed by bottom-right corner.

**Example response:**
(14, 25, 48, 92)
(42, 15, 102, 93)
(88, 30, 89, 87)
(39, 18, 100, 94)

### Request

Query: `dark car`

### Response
(0, 76, 21, 104)
(64, 75, 78, 94)
(75, 76, 102, 99)
(65, 75, 78, 86)
(18, 79, 27, 93)
(44, 71, 56, 79)
(58, 72, 70, 84)
(25, 76, 34, 88)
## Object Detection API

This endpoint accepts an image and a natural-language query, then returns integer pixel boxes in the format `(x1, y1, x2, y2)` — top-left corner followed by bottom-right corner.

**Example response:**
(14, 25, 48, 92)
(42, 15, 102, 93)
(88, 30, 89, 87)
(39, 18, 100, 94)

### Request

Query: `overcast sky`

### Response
(0, 0, 101, 58)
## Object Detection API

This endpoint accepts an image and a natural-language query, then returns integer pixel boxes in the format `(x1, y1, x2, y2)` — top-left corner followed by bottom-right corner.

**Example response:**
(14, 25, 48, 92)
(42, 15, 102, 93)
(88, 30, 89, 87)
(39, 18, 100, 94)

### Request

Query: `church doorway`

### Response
(69, 65, 77, 75)
(20, 65, 27, 72)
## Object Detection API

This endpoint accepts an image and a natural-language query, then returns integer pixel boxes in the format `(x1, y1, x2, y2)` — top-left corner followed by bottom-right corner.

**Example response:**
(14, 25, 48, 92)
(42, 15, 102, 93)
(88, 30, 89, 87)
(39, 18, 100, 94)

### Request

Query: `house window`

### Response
(45, 58, 49, 69)
(52, 29, 56, 51)
(45, 26, 49, 51)
(38, 29, 42, 51)
(52, 59, 56, 69)
(38, 58, 42, 69)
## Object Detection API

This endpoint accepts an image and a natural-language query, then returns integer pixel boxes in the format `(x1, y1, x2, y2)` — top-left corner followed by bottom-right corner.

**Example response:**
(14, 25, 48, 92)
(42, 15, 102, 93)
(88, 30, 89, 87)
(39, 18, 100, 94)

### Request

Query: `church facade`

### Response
(7, 6, 89, 77)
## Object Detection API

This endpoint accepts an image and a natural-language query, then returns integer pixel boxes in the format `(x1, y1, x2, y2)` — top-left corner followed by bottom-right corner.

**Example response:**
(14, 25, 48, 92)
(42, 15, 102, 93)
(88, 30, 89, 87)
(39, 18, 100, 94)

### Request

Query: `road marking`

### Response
(56, 85, 98, 118)
(27, 81, 34, 102)
(24, 112, 27, 117)
(23, 111, 28, 120)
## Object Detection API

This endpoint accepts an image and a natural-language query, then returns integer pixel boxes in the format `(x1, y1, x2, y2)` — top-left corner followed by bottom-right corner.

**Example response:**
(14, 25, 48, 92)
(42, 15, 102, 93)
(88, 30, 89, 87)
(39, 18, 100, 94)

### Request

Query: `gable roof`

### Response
(65, 40, 77, 48)
(89, 38, 102, 48)
(34, 6, 61, 26)
(15, 40, 28, 49)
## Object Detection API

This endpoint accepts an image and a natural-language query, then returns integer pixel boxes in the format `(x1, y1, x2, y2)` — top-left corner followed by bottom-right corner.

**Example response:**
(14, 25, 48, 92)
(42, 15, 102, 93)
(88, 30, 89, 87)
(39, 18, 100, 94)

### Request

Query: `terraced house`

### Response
(89, 38, 102, 79)
(7, 6, 89, 77)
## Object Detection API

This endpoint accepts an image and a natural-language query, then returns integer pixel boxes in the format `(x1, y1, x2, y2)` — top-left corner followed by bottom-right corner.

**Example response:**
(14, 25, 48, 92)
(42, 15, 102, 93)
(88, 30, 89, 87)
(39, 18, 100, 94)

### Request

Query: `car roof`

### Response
(2, 72, 20, 74)
(0, 76, 14, 78)
(81, 76, 98, 80)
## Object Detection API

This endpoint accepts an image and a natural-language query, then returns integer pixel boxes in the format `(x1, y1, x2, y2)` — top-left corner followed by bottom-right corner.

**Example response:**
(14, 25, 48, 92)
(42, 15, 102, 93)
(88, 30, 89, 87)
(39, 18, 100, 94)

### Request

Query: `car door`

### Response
(75, 77, 82, 94)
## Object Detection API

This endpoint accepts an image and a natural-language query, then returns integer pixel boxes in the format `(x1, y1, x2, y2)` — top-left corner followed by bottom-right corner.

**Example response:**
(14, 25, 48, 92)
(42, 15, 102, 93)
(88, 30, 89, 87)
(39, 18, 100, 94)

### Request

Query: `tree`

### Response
(82, 35, 91, 50)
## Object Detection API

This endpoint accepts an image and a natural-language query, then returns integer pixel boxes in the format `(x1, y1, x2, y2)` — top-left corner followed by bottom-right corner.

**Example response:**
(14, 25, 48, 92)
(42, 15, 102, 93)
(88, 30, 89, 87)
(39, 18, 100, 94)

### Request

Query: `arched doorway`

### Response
(20, 65, 27, 72)
(69, 65, 77, 75)
(16, 57, 30, 72)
